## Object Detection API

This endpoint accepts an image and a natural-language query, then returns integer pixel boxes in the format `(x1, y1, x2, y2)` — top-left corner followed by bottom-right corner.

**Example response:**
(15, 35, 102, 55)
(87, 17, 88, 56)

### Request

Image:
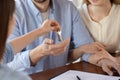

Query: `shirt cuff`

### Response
(81, 54, 91, 61)
(7, 50, 31, 71)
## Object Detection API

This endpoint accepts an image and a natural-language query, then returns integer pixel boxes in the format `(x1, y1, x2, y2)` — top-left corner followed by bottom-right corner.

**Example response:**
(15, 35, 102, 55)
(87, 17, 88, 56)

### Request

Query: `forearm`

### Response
(10, 28, 45, 54)
(68, 47, 84, 63)
(29, 49, 45, 66)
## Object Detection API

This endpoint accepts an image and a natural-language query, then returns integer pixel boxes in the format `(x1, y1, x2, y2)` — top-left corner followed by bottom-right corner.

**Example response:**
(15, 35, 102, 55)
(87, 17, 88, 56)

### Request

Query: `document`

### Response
(51, 70, 120, 80)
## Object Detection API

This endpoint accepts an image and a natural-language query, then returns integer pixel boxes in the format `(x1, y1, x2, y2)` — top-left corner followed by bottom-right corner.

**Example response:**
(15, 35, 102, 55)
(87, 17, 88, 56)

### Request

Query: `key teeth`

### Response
(57, 31, 63, 41)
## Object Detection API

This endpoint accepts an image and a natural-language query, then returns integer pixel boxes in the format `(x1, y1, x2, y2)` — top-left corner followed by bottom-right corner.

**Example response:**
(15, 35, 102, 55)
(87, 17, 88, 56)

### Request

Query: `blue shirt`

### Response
(6, 0, 93, 74)
(2, 43, 14, 63)
(0, 64, 31, 80)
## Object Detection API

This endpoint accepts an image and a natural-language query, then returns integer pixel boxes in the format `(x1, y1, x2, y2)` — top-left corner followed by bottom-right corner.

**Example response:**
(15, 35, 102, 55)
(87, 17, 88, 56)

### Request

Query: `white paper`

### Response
(51, 70, 120, 80)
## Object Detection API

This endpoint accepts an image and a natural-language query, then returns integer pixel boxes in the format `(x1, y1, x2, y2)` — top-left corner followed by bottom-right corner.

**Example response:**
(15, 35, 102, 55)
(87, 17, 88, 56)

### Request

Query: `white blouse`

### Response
(74, 2, 120, 53)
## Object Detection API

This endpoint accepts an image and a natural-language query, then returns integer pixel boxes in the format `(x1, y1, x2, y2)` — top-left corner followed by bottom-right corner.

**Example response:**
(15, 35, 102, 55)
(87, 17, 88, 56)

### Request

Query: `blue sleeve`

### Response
(70, 2, 93, 61)
(0, 64, 31, 80)
(3, 43, 31, 71)
(2, 43, 14, 63)
(82, 54, 91, 61)
(7, 50, 31, 71)
(71, 2, 93, 48)
(5, 16, 31, 71)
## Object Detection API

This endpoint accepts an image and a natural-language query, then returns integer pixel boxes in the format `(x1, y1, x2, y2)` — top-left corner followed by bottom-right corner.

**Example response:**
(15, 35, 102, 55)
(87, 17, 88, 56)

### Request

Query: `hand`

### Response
(29, 38, 70, 65)
(98, 58, 120, 76)
(40, 38, 70, 56)
(88, 49, 116, 65)
(115, 56, 120, 64)
(80, 42, 106, 54)
(40, 19, 60, 34)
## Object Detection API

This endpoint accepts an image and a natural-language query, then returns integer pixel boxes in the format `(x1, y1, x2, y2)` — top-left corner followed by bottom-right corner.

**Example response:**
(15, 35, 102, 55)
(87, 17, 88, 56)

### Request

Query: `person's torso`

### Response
(14, 0, 76, 74)
(79, 3, 120, 53)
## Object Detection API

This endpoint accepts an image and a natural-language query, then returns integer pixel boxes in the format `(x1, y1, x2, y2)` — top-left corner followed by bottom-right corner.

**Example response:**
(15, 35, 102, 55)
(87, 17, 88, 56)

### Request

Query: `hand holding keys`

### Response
(50, 21, 63, 41)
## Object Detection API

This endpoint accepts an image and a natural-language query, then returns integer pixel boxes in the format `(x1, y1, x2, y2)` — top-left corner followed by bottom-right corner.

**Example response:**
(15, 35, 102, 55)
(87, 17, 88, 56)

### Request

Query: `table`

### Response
(30, 61, 107, 80)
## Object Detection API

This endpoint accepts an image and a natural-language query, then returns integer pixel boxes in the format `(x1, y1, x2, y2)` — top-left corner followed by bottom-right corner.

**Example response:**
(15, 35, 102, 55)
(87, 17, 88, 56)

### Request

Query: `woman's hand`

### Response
(98, 58, 120, 76)
(80, 42, 106, 54)
(88, 49, 116, 65)
(67, 42, 106, 63)
(115, 56, 120, 64)
(87, 49, 120, 76)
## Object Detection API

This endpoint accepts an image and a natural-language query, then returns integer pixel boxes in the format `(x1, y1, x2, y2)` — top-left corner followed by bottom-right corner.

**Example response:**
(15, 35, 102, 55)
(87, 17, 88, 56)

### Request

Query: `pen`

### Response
(76, 75, 81, 80)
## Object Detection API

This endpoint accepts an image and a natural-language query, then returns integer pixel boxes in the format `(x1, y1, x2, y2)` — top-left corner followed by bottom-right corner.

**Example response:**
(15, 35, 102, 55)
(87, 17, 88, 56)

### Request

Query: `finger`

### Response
(112, 63, 120, 75)
(95, 42, 106, 49)
(102, 65, 113, 76)
(96, 45, 103, 51)
(51, 27, 60, 32)
(50, 20, 60, 31)
(51, 20, 59, 26)
(58, 38, 70, 46)
(50, 47, 66, 55)
(101, 51, 116, 62)
(50, 38, 70, 50)
(43, 38, 54, 44)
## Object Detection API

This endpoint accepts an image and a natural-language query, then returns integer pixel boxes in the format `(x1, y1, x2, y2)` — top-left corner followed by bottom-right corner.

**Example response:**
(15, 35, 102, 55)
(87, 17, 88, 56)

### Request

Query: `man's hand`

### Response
(40, 19, 60, 34)
(29, 38, 70, 65)
(40, 38, 70, 56)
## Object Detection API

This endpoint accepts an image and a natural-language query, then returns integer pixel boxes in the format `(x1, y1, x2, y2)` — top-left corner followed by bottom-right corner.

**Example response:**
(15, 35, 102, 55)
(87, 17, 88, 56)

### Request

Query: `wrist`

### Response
(87, 53, 104, 65)
(39, 27, 48, 35)
(29, 48, 45, 66)
(79, 44, 89, 54)
(77, 46, 85, 55)
(36, 28, 44, 37)
(34, 27, 46, 38)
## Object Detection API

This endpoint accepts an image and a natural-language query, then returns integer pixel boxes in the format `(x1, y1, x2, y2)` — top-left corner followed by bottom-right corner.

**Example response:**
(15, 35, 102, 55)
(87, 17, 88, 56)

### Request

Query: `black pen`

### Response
(76, 75, 81, 80)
